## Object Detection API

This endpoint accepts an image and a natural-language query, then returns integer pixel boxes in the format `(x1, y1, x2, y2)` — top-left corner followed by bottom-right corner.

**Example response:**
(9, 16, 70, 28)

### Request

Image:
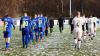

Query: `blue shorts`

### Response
(4, 31, 12, 38)
(22, 28, 30, 35)
(34, 29, 38, 33)
(38, 27, 43, 32)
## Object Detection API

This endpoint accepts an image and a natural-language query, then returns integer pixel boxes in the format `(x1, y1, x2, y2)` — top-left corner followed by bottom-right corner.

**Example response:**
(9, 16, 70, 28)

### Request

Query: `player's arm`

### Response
(71, 18, 74, 25)
(57, 19, 59, 25)
(53, 20, 54, 26)
(1, 18, 4, 31)
(1, 18, 5, 32)
(44, 18, 46, 28)
(13, 24, 15, 30)
(19, 18, 22, 31)
(30, 20, 33, 32)
(12, 19, 15, 30)
(63, 17, 65, 23)
(72, 18, 75, 32)
(94, 18, 98, 31)
(47, 19, 49, 27)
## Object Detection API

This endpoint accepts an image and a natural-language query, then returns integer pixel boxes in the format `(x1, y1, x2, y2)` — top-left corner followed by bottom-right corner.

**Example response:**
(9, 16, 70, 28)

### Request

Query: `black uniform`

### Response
(69, 17, 74, 34)
(58, 16, 65, 33)
(49, 18, 54, 33)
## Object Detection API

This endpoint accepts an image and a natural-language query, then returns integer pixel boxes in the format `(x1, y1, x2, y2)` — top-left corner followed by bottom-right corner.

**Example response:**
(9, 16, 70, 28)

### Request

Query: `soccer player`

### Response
(29, 17, 34, 43)
(81, 14, 87, 42)
(57, 15, 65, 33)
(37, 14, 45, 42)
(44, 16, 49, 36)
(69, 17, 74, 34)
(2, 15, 15, 51)
(72, 11, 83, 50)
(86, 17, 89, 34)
(31, 14, 38, 42)
(92, 16, 98, 37)
(87, 15, 94, 40)
(49, 17, 54, 33)
(20, 13, 30, 48)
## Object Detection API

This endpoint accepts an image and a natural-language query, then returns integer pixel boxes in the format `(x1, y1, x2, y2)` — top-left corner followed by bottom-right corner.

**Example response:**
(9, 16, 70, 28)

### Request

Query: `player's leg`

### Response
(42, 27, 45, 40)
(90, 27, 94, 40)
(62, 24, 64, 31)
(6, 38, 10, 50)
(74, 37, 78, 49)
(22, 35, 25, 48)
(4, 38, 8, 50)
(59, 26, 62, 33)
(77, 30, 82, 50)
(45, 27, 48, 36)
(5, 31, 12, 51)
(88, 26, 91, 36)
(71, 24, 74, 34)
(3, 31, 7, 50)
(38, 28, 41, 43)
(86, 23, 88, 34)
(25, 28, 30, 48)
(94, 27, 96, 37)
(22, 29, 25, 48)
(4, 31, 9, 50)
(73, 29, 78, 49)
(40, 27, 44, 41)
(35, 29, 38, 42)
(93, 23, 96, 37)
(50, 27, 52, 33)
(25, 34, 29, 48)
(82, 25, 86, 42)
(30, 31, 34, 43)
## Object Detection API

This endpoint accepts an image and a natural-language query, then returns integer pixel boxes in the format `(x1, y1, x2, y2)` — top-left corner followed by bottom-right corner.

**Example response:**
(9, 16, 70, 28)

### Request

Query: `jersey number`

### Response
(39, 19, 42, 24)
(5, 22, 8, 28)
(23, 21, 28, 27)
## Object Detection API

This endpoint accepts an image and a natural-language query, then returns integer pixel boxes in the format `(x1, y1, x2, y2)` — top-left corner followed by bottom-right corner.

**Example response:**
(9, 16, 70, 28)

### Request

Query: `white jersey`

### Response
(82, 16, 87, 25)
(87, 17, 94, 28)
(72, 17, 83, 39)
(72, 17, 83, 29)
(87, 17, 95, 35)
(93, 17, 98, 31)
(85, 18, 88, 23)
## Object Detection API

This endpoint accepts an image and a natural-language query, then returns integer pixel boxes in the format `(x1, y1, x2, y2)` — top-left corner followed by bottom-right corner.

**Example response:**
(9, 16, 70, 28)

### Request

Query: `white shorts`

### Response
(73, 28, 83, 40)
(88, 25, 94, 35)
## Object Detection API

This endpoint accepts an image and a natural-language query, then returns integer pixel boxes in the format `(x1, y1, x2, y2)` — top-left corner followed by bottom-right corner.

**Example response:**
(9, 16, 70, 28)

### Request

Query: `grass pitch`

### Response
(0, 25, 100, 56)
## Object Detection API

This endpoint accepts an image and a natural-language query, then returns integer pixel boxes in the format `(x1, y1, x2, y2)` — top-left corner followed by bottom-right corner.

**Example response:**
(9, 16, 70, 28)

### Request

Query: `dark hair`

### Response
(4, 15, 8, 17)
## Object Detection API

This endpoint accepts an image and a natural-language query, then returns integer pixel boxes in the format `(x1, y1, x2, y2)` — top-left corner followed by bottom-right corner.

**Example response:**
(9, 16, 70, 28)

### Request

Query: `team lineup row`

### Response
(71, 11, 98, 50)
(1, 13, 54, 51)
(1, 11, 99, 52)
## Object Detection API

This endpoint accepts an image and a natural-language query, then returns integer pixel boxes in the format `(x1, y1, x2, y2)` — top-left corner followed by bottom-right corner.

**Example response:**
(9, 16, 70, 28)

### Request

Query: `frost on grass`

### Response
(0, 26, 100, 56)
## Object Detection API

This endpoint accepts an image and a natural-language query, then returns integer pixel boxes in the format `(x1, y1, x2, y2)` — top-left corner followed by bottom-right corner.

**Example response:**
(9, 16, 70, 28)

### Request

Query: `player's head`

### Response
(40, 13, 43, 17)
(34, 14, 37, 18)
(90, 14, 93, 18)
(37, 14, 41, 17)
(4, 15, 8, 18)
(44, 14, 47, 17)
(76, 11, 81, 17)
(82, 13, 85, 17)
(89, 13, 93, 18)
(45, 16, 47, 19)
(24, 12, 27, 16)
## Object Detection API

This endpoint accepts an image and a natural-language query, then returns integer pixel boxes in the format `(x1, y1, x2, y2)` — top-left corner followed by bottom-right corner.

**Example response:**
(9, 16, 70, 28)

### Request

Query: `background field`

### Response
(0, 25, 100, 56)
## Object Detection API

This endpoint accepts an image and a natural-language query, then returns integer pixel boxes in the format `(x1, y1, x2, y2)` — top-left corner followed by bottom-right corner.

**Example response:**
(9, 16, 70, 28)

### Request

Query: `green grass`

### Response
(0, 25, 100, 56)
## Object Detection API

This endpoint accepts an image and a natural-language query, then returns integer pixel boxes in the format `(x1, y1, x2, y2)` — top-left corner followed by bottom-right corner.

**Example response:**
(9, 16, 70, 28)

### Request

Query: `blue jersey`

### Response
(20, 16, 30, 29)
(37, 16, 45, 28)
(31, 18, 38, 30)
(2, 17, 15, 32)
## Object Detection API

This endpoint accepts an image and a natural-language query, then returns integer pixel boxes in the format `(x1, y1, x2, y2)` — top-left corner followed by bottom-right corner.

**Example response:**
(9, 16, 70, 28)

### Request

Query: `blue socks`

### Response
(6, 42, 9, 48)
